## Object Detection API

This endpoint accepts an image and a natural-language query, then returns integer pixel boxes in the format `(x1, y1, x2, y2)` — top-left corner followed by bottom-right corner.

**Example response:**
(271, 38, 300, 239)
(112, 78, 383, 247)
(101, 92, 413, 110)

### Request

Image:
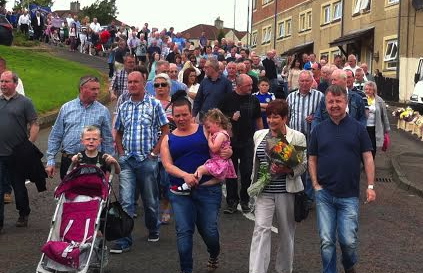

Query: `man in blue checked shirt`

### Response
(111, 71, 169, 254)
(45, 75, 114, 179)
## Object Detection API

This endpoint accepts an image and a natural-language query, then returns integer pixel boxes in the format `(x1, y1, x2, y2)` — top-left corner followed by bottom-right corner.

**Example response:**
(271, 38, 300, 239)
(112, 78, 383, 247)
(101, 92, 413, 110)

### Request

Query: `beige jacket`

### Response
(251, 127, 307, 193)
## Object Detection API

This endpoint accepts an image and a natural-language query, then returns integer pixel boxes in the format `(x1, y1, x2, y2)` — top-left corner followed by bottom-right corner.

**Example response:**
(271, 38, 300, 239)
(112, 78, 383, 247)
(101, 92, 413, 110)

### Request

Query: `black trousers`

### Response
(367, 126, 377, 159)
(60, 154, 74, 180)
(225, 141, 254, 206)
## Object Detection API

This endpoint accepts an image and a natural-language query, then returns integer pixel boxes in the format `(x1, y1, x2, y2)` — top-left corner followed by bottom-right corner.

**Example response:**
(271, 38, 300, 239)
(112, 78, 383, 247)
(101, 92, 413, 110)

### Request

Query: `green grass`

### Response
(0, 46, 104, 114)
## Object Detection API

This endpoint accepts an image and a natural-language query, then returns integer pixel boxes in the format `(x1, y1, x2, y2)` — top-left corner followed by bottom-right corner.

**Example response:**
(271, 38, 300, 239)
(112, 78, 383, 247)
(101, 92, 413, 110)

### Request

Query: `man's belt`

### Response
(61, 152, 75, 159)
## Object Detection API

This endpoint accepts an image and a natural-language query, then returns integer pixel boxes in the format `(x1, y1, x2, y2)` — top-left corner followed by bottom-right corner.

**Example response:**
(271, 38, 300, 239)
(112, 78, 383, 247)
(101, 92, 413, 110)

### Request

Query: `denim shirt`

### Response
(311, 91, 367, 131)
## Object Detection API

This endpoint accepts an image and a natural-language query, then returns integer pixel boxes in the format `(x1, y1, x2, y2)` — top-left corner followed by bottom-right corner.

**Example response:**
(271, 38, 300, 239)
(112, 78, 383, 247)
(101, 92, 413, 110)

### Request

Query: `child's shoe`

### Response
(170, 185, 191, 196)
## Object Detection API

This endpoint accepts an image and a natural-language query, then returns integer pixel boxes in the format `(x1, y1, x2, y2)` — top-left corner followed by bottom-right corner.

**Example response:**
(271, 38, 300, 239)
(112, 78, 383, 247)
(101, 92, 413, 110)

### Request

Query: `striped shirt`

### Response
(286, 89, 324, 140)
(256, 136, 287, 193)
(46, 98, 114, 166)
(110, 70, 129, 97)
(115, 95, 168, 161)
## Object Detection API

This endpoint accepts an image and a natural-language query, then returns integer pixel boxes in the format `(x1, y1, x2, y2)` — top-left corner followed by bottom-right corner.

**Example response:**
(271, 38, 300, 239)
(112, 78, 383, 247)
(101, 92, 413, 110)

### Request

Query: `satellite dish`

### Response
(412, 0, 423, 11)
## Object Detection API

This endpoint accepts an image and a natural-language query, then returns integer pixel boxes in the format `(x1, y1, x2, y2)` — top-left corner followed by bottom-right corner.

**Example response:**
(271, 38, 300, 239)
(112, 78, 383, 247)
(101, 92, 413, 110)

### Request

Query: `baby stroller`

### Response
(94, 29, 111, 57)
(36, 163, 114, 273)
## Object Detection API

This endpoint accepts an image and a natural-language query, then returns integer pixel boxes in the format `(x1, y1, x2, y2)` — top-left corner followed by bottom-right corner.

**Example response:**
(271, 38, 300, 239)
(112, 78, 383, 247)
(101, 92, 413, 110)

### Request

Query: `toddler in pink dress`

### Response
(170, 109, 236, 195)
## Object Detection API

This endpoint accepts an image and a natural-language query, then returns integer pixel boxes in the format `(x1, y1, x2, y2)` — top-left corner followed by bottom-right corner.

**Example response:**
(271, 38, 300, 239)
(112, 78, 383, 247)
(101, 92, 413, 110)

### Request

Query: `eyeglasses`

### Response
(169, 70, 178, 74)
(154, 82, 168, 88)
(79, 76, 99, 87)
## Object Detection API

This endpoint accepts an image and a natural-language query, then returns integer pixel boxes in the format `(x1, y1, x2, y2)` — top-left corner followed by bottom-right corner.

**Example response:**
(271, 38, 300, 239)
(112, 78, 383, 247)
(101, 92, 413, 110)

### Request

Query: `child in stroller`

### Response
(37, 126, 120, 273)
(71, 125, 120, 175)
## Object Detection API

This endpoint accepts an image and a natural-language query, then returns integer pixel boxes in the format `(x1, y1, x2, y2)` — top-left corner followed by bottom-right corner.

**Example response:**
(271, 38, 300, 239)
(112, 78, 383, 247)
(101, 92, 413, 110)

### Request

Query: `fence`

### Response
(375, 76, 399, 102)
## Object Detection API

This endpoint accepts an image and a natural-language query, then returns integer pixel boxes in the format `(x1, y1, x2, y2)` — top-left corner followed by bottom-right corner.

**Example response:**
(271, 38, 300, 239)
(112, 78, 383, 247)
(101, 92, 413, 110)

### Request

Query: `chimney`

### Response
(70, 1, 80, 13)
(214, 17, 223, 29)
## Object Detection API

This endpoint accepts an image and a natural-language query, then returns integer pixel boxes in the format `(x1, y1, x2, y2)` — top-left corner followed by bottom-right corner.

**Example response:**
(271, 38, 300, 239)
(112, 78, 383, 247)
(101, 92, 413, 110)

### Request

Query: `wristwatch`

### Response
(150, 151, 158, 157)
(367, 184, 374, 190)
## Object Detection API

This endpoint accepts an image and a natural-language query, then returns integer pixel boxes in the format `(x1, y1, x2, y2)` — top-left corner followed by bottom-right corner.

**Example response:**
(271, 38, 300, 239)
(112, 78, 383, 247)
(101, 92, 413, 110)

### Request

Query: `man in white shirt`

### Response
(343, 54, 359, 74)
(89, 18, 102, 33)
(18, 10, 31, 35)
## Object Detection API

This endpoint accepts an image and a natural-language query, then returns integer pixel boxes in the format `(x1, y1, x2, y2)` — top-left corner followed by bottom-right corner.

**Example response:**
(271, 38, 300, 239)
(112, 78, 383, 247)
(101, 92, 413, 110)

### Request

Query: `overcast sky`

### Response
(17, 0, 251, 32)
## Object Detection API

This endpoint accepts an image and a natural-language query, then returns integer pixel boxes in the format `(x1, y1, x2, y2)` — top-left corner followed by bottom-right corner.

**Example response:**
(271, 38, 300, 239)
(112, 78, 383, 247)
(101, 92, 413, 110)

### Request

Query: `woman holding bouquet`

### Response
(249, 99, 307, 273)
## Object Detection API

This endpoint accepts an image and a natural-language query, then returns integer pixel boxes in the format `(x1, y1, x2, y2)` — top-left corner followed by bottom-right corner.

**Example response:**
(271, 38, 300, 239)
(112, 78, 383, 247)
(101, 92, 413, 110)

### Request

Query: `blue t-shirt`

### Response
(308, 115, 373, 198)
(168, 125, 213, 186)
(253, 91, 275, 128)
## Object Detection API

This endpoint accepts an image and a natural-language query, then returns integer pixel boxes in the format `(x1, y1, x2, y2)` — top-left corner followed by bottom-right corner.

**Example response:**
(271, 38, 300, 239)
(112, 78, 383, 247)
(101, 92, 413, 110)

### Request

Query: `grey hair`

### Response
(299, 70, 313, 79)
(326, 84, 348, 100)
(154, 73, 172, 89)
(364, 80, 377, 93)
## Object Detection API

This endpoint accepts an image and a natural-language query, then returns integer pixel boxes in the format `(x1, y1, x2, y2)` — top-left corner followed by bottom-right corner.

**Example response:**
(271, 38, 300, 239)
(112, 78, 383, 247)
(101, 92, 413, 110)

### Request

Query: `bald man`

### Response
(218, 74, 263, 214)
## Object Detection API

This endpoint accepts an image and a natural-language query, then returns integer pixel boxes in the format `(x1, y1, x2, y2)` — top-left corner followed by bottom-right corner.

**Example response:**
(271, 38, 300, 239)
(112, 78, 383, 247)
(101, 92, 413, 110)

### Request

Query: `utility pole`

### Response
(233, 0, 236, 41)
(273, 0, 278, 49)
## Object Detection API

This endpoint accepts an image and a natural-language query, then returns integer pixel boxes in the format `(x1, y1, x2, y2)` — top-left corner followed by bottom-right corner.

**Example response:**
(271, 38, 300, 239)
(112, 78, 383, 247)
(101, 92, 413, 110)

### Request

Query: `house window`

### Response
(387, 0, 398, 4)
(266, 26, 272, 42)
(262, 26, 272, 44)
(286, 19, 292, 36)
(251, 32, 258, 47)
(306, 11, 312, 29)
(262, 0, 273, 5)
(278, 21, 285, 38)
(322, 4, 331, 24)
(384, 39, 398, 70)
(333, 1, 342, 20)
(299, 13, 306, 31)
(353, 0, 371, 14)
(253, 0, 257, 10)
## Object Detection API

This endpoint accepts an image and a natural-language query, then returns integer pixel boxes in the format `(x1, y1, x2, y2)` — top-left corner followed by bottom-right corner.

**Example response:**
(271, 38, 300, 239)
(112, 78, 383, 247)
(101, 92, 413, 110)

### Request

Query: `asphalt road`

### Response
(0, 46, 422, 273)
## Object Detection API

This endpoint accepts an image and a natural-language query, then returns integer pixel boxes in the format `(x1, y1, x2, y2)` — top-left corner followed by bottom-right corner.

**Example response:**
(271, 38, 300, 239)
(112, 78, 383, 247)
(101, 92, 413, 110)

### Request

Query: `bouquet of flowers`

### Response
(248, 131, 305, 197)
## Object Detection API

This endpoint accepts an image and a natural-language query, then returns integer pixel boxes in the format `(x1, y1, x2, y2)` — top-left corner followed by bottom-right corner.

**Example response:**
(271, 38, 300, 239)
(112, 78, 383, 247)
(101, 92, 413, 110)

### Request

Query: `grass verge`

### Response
(0, 45, 108, 114)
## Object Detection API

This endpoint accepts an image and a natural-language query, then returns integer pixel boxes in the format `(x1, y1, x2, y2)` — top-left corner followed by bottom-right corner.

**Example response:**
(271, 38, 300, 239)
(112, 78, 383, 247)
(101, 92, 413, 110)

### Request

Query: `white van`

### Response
(410, 58, 423, 110)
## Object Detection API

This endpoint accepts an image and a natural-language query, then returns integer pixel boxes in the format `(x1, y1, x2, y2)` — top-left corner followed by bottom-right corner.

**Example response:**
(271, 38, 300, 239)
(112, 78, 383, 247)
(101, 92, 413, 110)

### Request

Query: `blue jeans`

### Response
(169, 184, 222, 273)
(315, 188, 359, 273)
(116, 155, 160, 247)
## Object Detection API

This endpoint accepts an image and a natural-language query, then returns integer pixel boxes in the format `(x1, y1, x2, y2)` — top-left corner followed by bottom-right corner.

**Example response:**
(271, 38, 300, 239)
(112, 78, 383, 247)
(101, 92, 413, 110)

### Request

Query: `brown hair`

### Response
(265, 99, 289, 118)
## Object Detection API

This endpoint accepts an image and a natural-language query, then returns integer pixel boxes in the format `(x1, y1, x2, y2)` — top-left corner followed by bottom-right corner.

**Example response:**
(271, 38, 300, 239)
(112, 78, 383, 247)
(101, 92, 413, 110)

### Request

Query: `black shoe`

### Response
(223, 204, 238, 214)
(207, 257, 219, 271)
(241, 203, 251, 213)
(16, 215, 28, 227)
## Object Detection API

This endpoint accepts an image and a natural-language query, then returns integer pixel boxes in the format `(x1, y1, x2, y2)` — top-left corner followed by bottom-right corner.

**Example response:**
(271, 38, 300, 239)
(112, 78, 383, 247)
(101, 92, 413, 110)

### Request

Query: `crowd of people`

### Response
(0, 13, 392, 272)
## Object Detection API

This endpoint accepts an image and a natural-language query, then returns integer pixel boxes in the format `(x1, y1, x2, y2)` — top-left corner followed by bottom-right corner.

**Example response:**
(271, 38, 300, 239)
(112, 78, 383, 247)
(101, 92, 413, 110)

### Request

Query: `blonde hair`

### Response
(81, 125, 101, 138)
(203, 108, 231, 131)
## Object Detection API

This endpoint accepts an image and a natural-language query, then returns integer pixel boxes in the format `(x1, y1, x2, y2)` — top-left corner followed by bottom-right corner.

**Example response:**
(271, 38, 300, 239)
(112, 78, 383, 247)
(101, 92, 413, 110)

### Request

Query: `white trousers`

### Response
(79, 33, 87, 53)
(249, 193, 296, 273)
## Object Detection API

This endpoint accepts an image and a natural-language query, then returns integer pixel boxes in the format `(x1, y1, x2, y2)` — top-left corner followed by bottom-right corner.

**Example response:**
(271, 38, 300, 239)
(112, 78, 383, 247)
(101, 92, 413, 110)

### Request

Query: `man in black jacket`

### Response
(262, 50, 278, 94)
(31, 10, 44, 41)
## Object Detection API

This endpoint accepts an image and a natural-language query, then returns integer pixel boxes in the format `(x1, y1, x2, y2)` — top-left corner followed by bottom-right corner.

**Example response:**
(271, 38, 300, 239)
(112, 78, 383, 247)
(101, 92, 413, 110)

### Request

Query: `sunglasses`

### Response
(154, 82, 168, 88)
(79, 76, 99, 87)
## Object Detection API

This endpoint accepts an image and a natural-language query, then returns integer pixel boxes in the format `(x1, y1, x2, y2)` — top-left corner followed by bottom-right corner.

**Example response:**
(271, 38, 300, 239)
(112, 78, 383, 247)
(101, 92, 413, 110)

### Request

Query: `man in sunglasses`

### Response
(46, 75, 114, 179)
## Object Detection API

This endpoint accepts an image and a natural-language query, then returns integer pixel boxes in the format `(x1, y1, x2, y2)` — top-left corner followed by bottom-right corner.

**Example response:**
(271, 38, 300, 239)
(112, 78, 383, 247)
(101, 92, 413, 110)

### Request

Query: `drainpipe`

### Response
(396, 0, 401, 81)
(273, 0, 278, 49)
(247, 0, 251, 47)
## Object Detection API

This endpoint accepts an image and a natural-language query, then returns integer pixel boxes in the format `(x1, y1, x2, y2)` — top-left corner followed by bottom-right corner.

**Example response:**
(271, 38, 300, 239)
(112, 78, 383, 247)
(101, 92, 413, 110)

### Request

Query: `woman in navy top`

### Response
(161, 98, 232, 273)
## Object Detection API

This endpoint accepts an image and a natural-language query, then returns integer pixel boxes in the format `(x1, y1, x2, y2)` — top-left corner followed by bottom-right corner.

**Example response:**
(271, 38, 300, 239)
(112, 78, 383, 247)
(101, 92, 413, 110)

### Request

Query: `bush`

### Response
(12, 31, 39, 47)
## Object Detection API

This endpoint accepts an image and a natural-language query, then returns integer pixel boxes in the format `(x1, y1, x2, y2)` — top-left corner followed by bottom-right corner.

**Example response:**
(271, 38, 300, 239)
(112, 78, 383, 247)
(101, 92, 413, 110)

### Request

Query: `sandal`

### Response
(161, 209, 171, 224)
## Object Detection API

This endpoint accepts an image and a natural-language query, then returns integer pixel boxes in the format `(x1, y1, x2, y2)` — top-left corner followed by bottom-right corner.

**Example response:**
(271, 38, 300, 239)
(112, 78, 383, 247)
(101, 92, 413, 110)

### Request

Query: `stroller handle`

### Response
(66, 153, 116, 182)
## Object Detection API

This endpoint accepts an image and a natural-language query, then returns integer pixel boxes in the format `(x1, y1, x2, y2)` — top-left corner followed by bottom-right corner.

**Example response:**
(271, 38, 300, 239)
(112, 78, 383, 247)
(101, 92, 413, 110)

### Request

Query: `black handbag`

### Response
(294, 191, 310, 223)
(104, 188, 134, 241)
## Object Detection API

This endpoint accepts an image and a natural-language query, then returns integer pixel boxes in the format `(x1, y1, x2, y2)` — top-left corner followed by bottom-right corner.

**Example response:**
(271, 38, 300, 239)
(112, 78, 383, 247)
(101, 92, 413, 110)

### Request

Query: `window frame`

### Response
(286, 18, 292, 36)
(353, 0, 371, 15)
(278, 21, 285, 38)
(383, 38, 398, 70)
(306, 10, 312, 29)
(322, 4, 331, 25)
(332, 1, 342, 20)
(262, 0, 273, 6)
(251, 31, 258, 47)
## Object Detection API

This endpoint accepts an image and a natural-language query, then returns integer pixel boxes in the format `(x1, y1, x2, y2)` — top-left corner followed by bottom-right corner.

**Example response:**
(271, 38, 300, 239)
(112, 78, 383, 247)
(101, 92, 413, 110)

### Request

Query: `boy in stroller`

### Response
(71, 125, 120, 175)
(37, 126, 120, 273)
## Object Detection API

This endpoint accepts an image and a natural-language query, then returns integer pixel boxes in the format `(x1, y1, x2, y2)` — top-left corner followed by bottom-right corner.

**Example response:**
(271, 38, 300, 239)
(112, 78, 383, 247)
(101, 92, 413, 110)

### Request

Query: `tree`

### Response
(80, 0, 118, 26)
